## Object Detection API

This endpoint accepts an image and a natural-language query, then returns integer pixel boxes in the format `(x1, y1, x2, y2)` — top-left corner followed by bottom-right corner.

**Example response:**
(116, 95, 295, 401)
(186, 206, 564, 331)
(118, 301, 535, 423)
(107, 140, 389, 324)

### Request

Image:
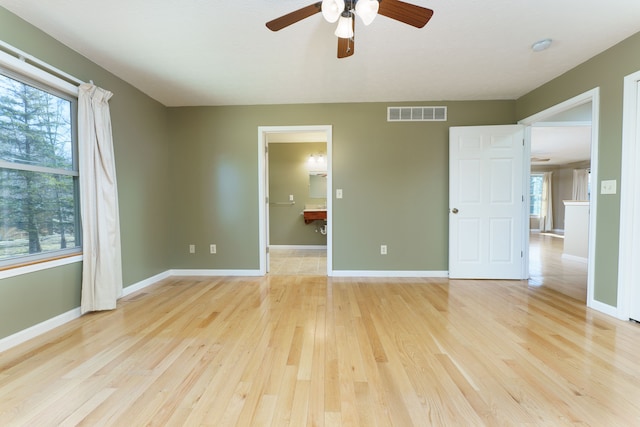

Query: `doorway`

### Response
(527, 104, 592, 302)
(520, 88, 600, 308)
(257, 125, 333, 276)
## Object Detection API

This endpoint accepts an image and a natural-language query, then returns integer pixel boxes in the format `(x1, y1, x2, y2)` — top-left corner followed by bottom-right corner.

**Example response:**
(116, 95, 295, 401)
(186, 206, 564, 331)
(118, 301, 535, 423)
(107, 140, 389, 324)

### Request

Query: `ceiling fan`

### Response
(266, 0, 434, 58)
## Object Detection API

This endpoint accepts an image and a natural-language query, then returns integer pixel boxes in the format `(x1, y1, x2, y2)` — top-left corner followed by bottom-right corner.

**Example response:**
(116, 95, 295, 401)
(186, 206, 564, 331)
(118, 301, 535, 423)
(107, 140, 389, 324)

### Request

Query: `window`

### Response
(0, 68, 80, 267)
(530, 174, 544, 216)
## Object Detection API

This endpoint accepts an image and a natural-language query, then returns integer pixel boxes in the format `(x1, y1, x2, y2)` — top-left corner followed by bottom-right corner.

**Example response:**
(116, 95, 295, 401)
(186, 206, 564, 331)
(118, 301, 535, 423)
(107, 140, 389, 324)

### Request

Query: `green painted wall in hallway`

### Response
(516, 31, 640, 306)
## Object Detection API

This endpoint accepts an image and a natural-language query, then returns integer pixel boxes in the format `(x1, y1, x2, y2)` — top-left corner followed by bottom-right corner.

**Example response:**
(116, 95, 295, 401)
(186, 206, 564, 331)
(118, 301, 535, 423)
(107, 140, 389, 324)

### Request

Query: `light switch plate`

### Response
(336, 189, 343, 199)
(601, 180, 617, 195)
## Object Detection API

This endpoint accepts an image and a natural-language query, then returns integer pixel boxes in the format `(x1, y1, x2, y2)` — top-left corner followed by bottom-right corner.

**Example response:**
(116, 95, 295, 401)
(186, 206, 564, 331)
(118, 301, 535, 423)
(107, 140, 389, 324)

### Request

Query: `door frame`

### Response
(617, 70, 640, 321)
(257, 125, 333, 276)
(518, 88, 600, 311)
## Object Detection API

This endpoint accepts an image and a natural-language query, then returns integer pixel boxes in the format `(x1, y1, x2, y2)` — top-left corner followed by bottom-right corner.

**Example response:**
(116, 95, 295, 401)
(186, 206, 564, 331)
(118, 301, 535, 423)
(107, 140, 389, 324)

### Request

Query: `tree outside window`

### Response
(530, 174, 544, 216)
(0, 70, 80, 265)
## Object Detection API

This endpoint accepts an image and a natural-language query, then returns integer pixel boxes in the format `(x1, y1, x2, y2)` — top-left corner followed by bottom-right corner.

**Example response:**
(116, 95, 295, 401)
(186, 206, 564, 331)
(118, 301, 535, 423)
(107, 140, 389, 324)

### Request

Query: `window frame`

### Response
(529, 173, 544, 217)
(0, 50, 83, 275)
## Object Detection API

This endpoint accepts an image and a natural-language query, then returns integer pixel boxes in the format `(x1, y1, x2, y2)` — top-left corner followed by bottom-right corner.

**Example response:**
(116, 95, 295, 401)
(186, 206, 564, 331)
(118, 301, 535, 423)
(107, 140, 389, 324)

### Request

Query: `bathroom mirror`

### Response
(309, 173, 327, 198)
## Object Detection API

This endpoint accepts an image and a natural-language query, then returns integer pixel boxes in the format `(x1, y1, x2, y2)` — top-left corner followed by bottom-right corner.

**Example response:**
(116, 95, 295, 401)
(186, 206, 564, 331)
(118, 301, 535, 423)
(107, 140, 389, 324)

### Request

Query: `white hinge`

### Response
(521, 250, 524, 258)
(265, 144, 268, 154)
(266, 196, 269, 204)
(266, 246, 270, 254)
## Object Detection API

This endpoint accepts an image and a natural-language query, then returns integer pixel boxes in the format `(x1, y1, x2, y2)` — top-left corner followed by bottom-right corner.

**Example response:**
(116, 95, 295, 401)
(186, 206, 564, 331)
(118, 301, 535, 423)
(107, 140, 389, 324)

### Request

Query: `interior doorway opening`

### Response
(257, 125, 333, 276)
(520, 89, 599, 308)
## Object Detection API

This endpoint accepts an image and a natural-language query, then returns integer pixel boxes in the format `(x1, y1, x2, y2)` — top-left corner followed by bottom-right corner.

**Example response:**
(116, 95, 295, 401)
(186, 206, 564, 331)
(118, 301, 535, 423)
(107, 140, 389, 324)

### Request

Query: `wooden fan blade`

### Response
(337, 17, 355, 58)
(378, 0, 434, 28)
(266, 2, 322, 31)
(337, 37, 355, 58)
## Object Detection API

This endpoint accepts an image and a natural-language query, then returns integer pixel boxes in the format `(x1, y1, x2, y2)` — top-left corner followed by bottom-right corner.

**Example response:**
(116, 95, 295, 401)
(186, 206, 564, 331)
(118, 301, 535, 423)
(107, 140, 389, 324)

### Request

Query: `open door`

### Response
(449, 125, 526, 279)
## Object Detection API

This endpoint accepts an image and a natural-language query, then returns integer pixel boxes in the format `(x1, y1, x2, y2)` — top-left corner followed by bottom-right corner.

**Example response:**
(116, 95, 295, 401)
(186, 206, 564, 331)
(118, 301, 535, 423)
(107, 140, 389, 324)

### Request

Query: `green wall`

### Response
(3, 2, 639, 342)
(167, 101, 516, 271)
(269, 142, 328, 246)
(0, 8, 171, 339)
(516, 31, 640, 306)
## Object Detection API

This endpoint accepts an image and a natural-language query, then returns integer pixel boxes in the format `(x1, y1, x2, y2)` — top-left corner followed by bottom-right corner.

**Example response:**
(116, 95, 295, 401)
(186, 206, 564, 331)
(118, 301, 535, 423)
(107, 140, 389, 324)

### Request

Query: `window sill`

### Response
(0, 253, 83, 280)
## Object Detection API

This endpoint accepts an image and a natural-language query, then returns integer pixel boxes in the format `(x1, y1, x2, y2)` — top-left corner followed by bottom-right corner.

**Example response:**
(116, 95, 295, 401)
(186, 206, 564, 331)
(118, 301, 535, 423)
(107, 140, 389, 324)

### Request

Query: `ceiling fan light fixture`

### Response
(334, 14, 354, 38)
(321, 0, 345, 23)
(355, 0, 379, 25)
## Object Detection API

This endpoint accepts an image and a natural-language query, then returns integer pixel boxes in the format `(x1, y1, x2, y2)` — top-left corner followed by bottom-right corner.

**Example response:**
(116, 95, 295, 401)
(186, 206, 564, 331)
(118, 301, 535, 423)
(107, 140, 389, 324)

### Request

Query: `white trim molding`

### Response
(0, 307, 82, 354)
(519, 87, 600, 314)
(0, 269, 172, 353)
(0, 43, 80, 96)
(122, 270, 172, 297)
(170, 269, 263, 277)
(0, 255, 83, 280)
(589, 299, 619, 319)
(333, 270, 449, 278)
(258, 125, 333, 276)
(561, 254, 588, 264)
(617, 69, 640, 321)
(269, 245, 327, 250)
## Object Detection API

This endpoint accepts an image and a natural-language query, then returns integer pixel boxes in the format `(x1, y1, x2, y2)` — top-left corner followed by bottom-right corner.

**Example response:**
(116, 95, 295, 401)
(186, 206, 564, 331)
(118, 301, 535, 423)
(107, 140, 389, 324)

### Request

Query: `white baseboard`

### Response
(0, 307, 81, 353)
(331, 270, 449, 278)
(561, 253, 588, 263)
(170, 269, 263, 277)
(122, 270, 171, 297)
(588, 298, 619, 319)
(269, 245, 327, 250)
(0, 270, 172, 354)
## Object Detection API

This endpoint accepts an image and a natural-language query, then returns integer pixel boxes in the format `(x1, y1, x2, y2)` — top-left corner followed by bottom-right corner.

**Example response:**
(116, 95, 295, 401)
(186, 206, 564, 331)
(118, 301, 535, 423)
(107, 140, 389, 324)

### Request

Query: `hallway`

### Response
(529, 232, 588, 301)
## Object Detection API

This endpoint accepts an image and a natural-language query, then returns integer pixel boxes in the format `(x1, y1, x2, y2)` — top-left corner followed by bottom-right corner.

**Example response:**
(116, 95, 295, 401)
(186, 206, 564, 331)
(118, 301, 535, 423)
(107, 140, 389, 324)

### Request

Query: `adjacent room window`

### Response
(530, 174, 544, 216)
(0, 68, 80, 267)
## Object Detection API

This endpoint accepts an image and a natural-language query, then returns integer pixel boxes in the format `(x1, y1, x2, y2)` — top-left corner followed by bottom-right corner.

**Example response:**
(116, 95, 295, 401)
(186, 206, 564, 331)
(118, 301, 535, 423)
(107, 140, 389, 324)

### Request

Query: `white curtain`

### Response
(572, 169, 590, 200)
(78, 83, 123, 314)
(539, 171, 553, 232)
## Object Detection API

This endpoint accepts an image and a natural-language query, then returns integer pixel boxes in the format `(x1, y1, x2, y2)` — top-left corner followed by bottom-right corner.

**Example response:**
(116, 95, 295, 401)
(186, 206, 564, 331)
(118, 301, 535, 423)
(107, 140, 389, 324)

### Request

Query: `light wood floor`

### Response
(268, 235, 587, 302)
(1, 273, 639, 426)
(529, 232, 588, 302)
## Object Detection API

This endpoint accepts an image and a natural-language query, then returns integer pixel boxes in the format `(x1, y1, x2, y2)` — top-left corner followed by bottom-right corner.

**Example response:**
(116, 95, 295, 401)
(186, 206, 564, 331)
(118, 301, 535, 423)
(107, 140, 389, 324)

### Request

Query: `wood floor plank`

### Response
(1, 246, 640, 426)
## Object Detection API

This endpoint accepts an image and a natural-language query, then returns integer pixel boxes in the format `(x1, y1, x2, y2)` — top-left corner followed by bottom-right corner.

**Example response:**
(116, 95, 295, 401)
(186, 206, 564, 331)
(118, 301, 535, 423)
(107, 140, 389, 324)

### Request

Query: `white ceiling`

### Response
(531, 125, 592, 166)
(1, 0, 640, 107)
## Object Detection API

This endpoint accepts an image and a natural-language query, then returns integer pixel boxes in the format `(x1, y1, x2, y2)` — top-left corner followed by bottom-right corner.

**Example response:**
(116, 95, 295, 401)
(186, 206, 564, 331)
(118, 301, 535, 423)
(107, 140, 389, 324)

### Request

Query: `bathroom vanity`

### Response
(303, 208, 327, 224)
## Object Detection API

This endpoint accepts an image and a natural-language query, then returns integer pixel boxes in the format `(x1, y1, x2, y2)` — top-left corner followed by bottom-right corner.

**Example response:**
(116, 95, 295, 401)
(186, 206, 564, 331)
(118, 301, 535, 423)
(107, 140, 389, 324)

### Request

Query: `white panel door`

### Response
(449, 125, 526, 279)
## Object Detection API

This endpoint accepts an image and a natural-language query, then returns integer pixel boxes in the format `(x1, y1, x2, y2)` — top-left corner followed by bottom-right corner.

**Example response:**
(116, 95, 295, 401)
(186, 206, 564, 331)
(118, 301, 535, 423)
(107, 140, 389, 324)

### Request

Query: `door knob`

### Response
(451, 208, 459, 214)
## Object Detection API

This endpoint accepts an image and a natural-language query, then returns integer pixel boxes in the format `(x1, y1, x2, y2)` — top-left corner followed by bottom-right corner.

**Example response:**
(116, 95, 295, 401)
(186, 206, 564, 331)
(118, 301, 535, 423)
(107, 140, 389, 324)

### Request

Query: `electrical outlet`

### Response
(289, 194, 294, 202)
(601, 179, 617, 194)
(380, 244, 387, 255)
(210, 244, 217, 254)
(189, 244, 195, 254)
